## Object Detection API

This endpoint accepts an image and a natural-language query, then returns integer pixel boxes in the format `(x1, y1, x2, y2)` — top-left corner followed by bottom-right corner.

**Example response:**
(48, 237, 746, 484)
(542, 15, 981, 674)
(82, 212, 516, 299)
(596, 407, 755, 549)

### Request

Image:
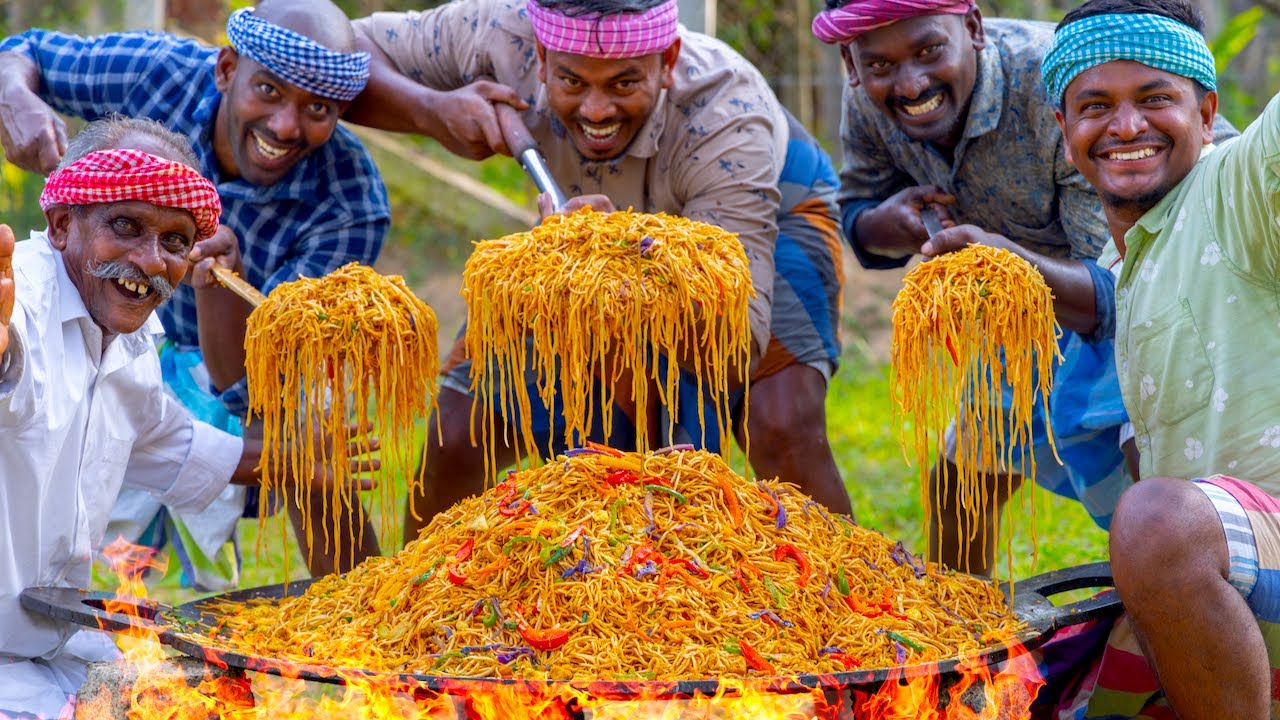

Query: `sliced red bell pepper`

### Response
(585, 440, 624, 457)
(453, 539, 474, 563)
(774, 544, 811, 588)
(498, 499, 532, 517)
(828, 652, 862, 670)
(738, 639, 776, 675)
(718, 476, 743, 529)
(519, 625, 570, 651)
(604, 469, 639, 487)
(447, 565, 468, 586)
(944, 334, 960, 366)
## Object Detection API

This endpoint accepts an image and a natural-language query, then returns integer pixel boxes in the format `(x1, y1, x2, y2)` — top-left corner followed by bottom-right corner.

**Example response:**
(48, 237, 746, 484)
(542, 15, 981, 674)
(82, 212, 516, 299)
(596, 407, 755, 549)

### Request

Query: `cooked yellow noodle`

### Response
(890, 245, 1059, 575)
(461, 208, 754, 476)
(204, 448, 1023, 680)
(244, 262, 439, 570)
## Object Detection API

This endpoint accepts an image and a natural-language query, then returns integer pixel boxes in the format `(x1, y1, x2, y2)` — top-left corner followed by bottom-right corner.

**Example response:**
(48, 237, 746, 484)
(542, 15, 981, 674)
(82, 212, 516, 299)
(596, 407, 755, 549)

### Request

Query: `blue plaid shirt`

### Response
(0, 29, 390, 416)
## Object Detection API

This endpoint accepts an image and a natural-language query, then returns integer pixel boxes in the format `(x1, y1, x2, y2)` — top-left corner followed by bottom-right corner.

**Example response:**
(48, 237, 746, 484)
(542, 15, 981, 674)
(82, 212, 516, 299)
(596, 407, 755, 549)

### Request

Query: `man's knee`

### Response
(747, 364, 828, 441)
(1111, 477, 1223, 589)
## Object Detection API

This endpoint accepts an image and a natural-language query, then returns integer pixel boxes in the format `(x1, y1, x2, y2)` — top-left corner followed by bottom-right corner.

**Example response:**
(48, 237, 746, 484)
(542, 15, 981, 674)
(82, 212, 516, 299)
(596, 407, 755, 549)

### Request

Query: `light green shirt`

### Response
(1101, 94, 1280, 490)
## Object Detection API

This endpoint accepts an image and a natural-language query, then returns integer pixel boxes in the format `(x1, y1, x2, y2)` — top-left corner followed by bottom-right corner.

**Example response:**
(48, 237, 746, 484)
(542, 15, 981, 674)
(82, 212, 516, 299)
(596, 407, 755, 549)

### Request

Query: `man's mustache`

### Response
(85, 259, 174, 302)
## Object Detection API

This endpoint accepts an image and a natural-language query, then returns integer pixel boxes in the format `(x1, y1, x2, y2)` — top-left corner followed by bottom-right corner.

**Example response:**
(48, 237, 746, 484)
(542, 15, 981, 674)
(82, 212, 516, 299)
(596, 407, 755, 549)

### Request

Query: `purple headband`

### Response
(812, 0, 975, 44)
(527, 0, 679, 58)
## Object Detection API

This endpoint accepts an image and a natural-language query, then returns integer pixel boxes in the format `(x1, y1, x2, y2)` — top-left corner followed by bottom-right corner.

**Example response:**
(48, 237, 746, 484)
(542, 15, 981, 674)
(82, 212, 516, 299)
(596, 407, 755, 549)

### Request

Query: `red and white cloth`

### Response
(39, 149, 222, 240)
(527, 0, 678, 58)
(811, 0, 975, 44)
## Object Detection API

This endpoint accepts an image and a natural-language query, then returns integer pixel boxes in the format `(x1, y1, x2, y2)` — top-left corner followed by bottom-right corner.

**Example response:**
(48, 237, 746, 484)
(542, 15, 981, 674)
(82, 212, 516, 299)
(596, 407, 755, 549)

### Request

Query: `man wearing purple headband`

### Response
(812, 0, 1235, 577)
(348, 0, 851, 539)
(0, 0, 388, 588)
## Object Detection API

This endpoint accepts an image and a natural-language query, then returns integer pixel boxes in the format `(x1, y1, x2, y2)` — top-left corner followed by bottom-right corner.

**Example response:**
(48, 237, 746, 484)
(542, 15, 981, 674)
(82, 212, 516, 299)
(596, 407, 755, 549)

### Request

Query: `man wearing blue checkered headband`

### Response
(0, 0, 389, 589)
(1044, 0, 1280, 717)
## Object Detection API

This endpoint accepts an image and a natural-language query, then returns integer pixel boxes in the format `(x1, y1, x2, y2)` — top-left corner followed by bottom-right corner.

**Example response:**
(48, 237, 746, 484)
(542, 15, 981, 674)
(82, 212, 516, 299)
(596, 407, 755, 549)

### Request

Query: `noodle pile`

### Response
(204, 448, 1023, 680)
(244, 262, 440, 567)
(461, 208, 754, 472)
(889, 245, 1059, 570)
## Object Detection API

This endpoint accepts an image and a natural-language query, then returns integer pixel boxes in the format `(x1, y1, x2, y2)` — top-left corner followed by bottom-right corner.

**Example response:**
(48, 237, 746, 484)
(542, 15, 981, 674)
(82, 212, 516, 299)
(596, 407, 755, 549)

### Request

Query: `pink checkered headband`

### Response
(40, 149, 222, 241)
(812, 0, 976, 44)
(526, 0, 679, 59)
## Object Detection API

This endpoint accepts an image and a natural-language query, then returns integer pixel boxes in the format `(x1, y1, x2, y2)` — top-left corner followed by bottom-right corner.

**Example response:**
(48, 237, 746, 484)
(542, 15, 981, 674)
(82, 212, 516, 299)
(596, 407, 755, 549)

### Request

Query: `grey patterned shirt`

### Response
(838, 19, 1109, 266)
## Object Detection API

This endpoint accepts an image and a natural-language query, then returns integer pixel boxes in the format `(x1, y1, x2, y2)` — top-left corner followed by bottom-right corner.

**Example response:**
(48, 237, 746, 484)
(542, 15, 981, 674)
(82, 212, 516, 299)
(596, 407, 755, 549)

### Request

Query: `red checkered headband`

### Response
(527, 0, 679, 58)
(40, 149, 222, 240)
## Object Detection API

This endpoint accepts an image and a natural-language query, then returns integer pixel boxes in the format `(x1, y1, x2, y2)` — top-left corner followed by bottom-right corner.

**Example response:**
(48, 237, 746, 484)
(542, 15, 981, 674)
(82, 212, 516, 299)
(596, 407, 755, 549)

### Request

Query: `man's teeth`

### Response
(581, 123, 621, 140)
(902, 94, 942, 117)
(252, 132, 288, 160)
(116, 277, 150, 297)
(1106, 147, 1156, 161)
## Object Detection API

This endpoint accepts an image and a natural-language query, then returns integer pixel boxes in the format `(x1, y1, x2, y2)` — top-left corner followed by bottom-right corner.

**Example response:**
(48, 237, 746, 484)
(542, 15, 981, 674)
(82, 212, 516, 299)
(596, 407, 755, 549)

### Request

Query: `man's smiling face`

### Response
(849, 11, 985, 150)
(1058, 59, 1215, 221)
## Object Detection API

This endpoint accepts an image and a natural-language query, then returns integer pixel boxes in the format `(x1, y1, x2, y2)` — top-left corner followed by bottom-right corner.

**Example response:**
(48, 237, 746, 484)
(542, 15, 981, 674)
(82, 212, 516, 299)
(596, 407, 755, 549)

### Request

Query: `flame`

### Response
(847, 641, 1044, 720)
(73, 540, 1041, 719)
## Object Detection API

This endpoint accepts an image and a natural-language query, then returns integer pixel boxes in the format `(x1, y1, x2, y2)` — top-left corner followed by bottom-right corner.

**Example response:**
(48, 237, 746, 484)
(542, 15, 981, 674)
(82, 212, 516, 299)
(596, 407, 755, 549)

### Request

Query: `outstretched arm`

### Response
(345, 21, 525, 159)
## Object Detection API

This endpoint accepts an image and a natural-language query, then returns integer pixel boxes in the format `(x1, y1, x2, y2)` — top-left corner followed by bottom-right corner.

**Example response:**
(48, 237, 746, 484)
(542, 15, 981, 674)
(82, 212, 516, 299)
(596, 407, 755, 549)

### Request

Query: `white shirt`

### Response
(0, 232, 241, 666)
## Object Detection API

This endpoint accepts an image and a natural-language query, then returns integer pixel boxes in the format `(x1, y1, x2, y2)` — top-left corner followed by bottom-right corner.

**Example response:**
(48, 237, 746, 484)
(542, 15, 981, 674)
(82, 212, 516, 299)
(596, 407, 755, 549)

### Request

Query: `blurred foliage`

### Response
(2, 0, 1277, 247)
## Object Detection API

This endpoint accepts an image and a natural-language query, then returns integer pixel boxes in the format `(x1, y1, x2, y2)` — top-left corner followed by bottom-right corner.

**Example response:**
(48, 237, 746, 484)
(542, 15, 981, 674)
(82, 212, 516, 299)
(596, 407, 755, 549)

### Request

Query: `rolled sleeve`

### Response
(0, 330, 25, 403)
(0, 314, 31, 422)
(218, 377, 251, 418)
(842, 199, 912, 270)
(1079, 258, 1116, 344)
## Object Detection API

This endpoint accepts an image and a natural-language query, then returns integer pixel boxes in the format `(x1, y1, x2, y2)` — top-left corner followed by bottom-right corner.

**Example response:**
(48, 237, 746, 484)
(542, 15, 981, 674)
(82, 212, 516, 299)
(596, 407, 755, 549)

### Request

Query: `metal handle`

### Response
(920, 205, 944, 238)
(1004, 561, 1121, 631)
(494, 103, 568, 213)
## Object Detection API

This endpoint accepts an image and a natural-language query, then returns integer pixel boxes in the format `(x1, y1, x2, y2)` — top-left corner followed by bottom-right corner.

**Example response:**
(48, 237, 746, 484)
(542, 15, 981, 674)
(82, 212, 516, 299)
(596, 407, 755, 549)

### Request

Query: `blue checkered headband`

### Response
(225, 7, 370, 102)
(1041, 13, 1217, 108)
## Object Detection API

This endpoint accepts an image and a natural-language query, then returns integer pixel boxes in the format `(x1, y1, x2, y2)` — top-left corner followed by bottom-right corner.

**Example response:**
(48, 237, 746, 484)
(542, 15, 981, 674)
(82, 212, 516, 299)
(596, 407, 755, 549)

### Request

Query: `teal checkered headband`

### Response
(1041, 13, 1217, 109)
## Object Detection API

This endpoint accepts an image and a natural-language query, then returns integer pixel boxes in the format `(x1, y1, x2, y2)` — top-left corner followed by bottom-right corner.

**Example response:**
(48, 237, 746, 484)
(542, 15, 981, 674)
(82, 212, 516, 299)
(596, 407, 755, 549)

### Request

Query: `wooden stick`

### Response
(211, 265, 268, 308)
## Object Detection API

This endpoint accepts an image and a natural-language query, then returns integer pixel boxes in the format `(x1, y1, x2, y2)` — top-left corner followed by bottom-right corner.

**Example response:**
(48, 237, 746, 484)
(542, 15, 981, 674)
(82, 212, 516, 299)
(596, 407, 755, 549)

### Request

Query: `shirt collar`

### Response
(1126, 142, 1217, 251)
(192, 83, 323, 203)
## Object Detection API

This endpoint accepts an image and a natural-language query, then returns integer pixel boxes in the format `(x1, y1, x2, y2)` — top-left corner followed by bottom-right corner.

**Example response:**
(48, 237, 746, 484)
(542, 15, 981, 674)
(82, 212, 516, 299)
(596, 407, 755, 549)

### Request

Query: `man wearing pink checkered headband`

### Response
(347, 0, 854, 548)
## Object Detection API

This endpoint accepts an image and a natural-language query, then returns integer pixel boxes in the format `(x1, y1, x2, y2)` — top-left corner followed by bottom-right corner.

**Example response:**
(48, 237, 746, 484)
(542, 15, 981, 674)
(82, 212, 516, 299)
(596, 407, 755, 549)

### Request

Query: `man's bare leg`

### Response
(926, 457, 1022, 575)
(738, 364, 852, 516)
(1110, 477, 1269, 720)
(288, 489, 381, 576)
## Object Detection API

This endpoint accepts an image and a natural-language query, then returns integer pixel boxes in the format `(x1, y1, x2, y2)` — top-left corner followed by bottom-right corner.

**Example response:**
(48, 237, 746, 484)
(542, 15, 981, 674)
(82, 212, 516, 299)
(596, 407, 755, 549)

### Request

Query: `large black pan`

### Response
(20, 561, 1120, 701)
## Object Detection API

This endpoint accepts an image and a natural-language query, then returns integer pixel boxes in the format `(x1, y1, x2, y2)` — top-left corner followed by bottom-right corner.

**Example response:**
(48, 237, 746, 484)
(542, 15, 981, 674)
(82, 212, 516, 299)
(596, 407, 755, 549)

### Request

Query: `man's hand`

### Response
(424, 81, 528, 160)
(538, 193, 615, 220)
(855, 185, 957, 258)
(234, 419, 381, 492)
(920, 223, 1018, 258)
(187, 224, 243, 289)
(0, 224, 14, 358)
(0, 90, 66, 175)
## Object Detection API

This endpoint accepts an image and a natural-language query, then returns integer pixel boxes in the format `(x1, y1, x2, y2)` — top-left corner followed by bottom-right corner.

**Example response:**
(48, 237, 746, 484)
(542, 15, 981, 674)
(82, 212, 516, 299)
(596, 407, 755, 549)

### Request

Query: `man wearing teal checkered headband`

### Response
(1046, 0, 1280, 717)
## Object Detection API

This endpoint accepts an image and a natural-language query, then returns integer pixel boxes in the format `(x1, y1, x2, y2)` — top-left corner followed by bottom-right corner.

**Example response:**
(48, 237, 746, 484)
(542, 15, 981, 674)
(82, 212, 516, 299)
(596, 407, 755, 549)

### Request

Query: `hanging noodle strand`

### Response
(245, 262, 439, 570)
(890, 245, 1060, 577)
(462, 208, 754, 477)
